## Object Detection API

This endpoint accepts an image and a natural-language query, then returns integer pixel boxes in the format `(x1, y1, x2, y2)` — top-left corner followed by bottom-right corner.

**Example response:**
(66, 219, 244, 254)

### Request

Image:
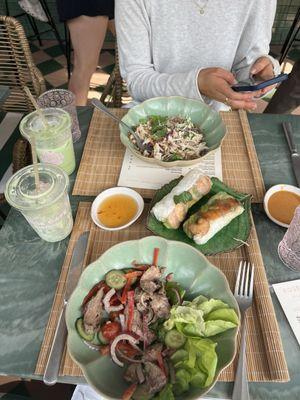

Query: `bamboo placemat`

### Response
(35, 202, 289, 382)
(73, 109, 265, 203)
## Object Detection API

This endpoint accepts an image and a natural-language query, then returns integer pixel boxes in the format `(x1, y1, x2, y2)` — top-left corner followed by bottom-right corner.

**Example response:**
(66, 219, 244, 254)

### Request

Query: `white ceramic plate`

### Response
(91, 187, 144, 231)
(263, 184, 300, 228)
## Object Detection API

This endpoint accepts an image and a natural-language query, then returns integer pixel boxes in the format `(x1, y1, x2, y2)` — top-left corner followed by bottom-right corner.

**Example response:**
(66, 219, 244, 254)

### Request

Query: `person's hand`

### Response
(197, 67, 259, 110)
(251, 56, 276, 96)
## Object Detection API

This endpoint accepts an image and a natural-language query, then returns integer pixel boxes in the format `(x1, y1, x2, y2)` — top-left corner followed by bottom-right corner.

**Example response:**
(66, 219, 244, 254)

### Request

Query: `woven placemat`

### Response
(73, 109, 265, 202)
(35, 202, 289, 382)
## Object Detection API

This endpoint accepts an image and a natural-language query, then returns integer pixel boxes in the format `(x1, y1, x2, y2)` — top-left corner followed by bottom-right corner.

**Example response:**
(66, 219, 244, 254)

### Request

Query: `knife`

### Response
(282, 122, 300, 187)
(43, 231, 90, 385)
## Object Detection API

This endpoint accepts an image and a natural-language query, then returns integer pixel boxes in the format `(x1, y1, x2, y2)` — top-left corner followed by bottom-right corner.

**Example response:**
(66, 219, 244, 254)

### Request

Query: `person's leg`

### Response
(67, 15, 108, 106)
(108, 20, 116, 36)
(264, 60, 300, 114)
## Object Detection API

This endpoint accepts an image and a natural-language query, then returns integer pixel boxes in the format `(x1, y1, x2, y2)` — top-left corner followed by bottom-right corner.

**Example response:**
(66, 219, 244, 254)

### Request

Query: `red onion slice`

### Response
(166, 273, 174, 281)
(119, 314, 126, 331)
(116, 349, 143, 364)
(171, 288, 181, 304)
(103, 288, 124, 313)
(110, 334, 139, 367)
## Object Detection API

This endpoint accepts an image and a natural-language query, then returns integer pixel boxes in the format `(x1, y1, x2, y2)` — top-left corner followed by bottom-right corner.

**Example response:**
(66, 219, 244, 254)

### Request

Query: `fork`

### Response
(232, 261, 254, 400)
(91, 98, 152, 153)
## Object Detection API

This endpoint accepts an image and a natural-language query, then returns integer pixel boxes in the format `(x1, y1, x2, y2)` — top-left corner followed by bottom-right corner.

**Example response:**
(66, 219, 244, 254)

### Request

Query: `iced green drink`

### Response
(5, 164, 73, 242)
(20, 108, 75, 175)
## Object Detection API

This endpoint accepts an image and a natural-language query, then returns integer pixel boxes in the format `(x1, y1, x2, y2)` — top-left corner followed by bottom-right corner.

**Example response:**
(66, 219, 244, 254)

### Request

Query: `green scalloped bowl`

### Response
(66, 236, 239, 400)
(120, 96, 227, 167)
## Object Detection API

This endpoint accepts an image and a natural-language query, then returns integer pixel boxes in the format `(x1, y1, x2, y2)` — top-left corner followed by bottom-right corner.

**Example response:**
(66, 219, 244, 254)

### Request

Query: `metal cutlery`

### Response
(91, 98, 151, 153)
(43, 231, 90, 385)
(232, 261, 254, 400)
(282, 122, 300, 187)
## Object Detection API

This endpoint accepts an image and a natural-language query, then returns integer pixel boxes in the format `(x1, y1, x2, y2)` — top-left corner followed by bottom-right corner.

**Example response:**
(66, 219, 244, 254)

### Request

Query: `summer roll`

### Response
(151, 169, 212, 229)
(183, 192, 244, 245)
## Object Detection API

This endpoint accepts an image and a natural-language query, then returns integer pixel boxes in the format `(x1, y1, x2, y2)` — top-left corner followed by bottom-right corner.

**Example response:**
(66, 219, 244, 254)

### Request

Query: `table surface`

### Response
(0, 107, 300, 400)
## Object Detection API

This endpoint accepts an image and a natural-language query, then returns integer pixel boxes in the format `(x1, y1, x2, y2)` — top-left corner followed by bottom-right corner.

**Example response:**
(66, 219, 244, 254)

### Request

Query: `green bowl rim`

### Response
(119, 96, 227, 168)
(66, 236, 240, 399)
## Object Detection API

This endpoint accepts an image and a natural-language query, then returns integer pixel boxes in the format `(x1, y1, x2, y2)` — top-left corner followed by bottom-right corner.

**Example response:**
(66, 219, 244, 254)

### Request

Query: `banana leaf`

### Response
(147, 177, 252, 255)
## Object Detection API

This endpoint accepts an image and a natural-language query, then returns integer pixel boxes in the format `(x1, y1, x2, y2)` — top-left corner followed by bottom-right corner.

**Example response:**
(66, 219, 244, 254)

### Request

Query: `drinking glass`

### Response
(5, 163, 73, 242)
(37, 89, 81, 142)
(278, 206, 300, 271)
(20, 108, 76, 175)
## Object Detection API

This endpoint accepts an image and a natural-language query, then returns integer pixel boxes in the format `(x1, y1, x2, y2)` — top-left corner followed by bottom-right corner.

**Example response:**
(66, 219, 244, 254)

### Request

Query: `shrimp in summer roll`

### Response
(151, 169, 212, 229)
(183, 192, 244, 245)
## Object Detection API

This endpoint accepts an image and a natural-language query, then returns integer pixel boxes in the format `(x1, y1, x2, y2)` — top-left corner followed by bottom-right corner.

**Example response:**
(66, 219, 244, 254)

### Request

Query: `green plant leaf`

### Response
(173, 191, 193, 204)
(147, 177, 252, 255)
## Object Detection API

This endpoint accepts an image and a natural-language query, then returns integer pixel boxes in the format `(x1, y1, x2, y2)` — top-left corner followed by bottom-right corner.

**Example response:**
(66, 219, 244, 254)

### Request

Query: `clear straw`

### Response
(23, 86, 45, 192)
(23, 86, 49, 129)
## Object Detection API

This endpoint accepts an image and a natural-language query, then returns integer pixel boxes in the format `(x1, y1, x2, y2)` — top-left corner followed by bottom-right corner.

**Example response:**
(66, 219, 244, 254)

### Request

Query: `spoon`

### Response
(91, 99, 151, 153)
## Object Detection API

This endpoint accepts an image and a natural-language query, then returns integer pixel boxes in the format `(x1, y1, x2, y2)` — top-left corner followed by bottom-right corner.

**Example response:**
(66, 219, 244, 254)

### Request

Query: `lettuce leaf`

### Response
(153, 384, 175, 400)
(203, 320, 238, 337)
(191, 338, 218, 387)
(164, 298, 238, 338)
(206, 308, 240, 325)
(165, 296, 239, 395)
(196, 299, 230, 315)
(163, 305, 205, 335)
(172, 338, 218, 390)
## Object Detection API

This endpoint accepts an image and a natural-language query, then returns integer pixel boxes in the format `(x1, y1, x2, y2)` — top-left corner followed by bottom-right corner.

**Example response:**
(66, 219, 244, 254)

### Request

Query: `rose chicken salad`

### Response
(129, 116, 208, 162)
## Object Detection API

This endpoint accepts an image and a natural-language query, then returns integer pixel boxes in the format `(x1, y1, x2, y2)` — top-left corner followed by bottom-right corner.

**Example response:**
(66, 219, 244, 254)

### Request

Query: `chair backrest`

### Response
(0, 15, 46, 112)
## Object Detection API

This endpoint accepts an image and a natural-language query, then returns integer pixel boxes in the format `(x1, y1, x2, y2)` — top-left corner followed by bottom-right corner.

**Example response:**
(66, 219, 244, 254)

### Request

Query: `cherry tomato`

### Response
(117, 342, 139, 358)
(109, 310, 122, 321)
(101, 321, 121, 341)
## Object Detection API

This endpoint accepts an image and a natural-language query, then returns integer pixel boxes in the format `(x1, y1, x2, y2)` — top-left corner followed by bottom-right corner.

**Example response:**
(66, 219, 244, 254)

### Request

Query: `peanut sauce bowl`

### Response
(263, 184, 300, 228)
(91, 187, 144, 231)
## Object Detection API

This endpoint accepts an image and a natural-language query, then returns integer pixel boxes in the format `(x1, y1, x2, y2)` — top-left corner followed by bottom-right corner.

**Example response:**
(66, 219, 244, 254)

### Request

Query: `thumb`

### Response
(215, 68, 237, 85)
(251, 57, 269, 75)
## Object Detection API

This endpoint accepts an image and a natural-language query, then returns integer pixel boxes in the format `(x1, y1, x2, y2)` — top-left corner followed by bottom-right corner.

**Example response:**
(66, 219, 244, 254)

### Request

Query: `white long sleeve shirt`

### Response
(116, 0, 280, 110)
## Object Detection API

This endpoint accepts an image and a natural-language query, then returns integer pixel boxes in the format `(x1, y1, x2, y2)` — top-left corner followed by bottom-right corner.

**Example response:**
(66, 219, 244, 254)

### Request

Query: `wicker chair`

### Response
(100, 44, 123, 108)
(0, 16, 44, 206)
(0, 15, 46, 112)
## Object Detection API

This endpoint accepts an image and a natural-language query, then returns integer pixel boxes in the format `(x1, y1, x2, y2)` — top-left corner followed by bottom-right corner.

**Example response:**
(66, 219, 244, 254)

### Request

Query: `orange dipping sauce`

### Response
(268, 190, 300, 225)
(97, 194, 138, 228)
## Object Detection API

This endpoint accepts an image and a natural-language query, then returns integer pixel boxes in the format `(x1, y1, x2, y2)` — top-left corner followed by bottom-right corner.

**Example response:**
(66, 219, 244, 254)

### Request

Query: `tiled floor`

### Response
(30, 39, 115, 100)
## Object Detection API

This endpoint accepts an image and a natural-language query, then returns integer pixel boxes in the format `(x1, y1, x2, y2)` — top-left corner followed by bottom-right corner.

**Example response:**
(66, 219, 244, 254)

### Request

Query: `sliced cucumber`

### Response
(98, 330, 109, 345)
(105, 270, 127, 290)
(164, 329, 186, 349)
(75, 318, 94, 342)
(91, 332, 101, 345)
(170, 349, 189, 364)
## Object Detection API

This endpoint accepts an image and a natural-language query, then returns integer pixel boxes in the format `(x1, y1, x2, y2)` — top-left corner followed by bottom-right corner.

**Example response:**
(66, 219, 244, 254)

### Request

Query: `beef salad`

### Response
(75, 249, 239, 400)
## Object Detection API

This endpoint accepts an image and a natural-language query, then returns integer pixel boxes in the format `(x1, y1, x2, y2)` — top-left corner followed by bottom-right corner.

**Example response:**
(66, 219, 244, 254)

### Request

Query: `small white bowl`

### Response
(263, 184, 300, 228)
(91, 187, 144, 231)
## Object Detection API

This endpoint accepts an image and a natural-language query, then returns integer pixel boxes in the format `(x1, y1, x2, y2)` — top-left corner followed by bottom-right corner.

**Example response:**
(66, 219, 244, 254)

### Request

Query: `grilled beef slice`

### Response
(83, 287, 104, 334)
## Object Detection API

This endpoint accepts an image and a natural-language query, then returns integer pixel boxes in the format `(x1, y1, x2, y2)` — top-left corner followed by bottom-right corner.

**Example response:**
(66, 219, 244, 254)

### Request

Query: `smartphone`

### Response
(232, 73, 289, 92)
